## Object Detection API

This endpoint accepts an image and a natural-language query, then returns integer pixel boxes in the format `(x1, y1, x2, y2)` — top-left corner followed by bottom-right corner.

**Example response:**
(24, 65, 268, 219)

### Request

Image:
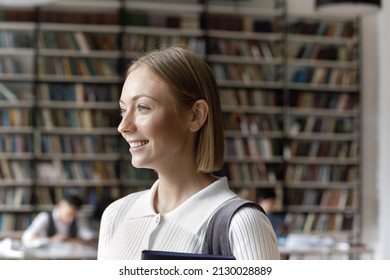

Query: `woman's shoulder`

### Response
(229, 204, 280, 259)
(231, 205, 270, 228)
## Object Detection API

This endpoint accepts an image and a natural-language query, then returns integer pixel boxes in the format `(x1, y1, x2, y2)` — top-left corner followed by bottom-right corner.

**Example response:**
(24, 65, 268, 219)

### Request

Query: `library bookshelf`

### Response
(0, 19, 36, 238)
(0, 0, 362, 244)
(283, 14, 361, 241)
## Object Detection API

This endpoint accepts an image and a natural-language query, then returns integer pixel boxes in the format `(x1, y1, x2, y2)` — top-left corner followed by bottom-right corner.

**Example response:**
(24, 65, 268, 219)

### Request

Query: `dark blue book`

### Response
(141, 250, 235, 260)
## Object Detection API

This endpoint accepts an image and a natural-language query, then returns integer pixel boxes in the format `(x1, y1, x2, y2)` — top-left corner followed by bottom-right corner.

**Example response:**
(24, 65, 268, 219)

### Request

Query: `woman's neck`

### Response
(153, 172, 216, 215)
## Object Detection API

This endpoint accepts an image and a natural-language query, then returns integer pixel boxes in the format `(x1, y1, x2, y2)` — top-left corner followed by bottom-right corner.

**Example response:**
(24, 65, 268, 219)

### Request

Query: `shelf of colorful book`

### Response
(33, 185, 120, 208)
(206, 31, 283, 67)
(286, 186, 358, 207)
(0, 22, 35, 52)
(287, 88, 359, 110)
(125, 0, 202, 12)
(208, 47, 283, 86)
(287, 14, 358, 38)
(222, 102, 284, 129)
(285, 161, 358, 180)
(206, 1, 283, 20)
(0, 22, 35, 83)
(0, 204, 34, 212)
(283, 212, 358, 233)
(0, 176, 33, 207)
(286, 156, 358, 165)
(36, 56, 120, 82)
(33, 81, 122, 194)
(123, 0, 204, 57)
(225, 135, 283, 160)
(39, 0, 120, 20)
(218, 159, 283, 188)
(286, 115, 358, 135)
(0, 158, 33, 183)
(34, 170, 120, 188)
(36, 2, 122, 82)
(0, 49, 34, 80)
(35, 108, 118, 129)
(35, 84, 120, 128)
(123, 1, 203, 29)
(0, 87, 34, 200)
(285, 135, 358, 157)
(287, 16, 359, 91)
(0, 105, 34, 129)
(123, 28, 205, 58)
(0, 212, 32, 239)
(206, 28, 283, 86)
(204, 2, 284, 46)
(36, 82, 120, 101)
(38, 23, 122, 57)
(288, 66, 358, 88)
(287, 31, 358, 62)
(44, 0, 121, 11)
(285, 180, 358, 187)
(36, 131, 120, 157)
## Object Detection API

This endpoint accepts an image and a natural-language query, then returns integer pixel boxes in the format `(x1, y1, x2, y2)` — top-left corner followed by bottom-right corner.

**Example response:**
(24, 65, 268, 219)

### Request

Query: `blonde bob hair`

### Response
(127, 46, 224, 173)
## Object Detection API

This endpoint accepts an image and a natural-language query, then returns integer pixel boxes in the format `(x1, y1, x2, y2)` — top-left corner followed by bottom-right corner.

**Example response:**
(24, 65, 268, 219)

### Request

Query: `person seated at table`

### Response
(21, 194, 96, 248)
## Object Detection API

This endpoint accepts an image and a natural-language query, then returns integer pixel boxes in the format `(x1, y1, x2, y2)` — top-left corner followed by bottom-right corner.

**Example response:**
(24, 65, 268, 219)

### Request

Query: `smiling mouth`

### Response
(129, 140, 149, 148)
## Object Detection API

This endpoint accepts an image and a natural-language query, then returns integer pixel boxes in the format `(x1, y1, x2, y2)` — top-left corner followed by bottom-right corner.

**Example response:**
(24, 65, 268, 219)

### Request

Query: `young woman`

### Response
(97, 46, 280, 260)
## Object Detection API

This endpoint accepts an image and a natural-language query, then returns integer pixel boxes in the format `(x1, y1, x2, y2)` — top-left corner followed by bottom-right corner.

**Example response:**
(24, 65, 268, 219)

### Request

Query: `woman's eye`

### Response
(120, 109, 126, 117)
(137, 104, 148, 111)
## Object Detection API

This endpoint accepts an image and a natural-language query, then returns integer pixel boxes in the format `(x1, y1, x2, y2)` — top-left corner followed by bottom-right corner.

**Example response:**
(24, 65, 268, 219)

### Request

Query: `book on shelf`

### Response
(41, 134, 119, 155)
(39, 57, 117, 77)
(253, 20, 274, 33)
(303, 213, 317, 232)
(39, 10, 119, 25)
(0, 159, 13, 180)
(0, 83, 18, 101)
(205, 13, 243, 31)
(0, 134, 31, 153)
(285, 164, 358, 183)
(74, 31, 90, 53)
(0, 30, 34, 48)
(0, 213, 32, 232)
(289, 20, 356, 38)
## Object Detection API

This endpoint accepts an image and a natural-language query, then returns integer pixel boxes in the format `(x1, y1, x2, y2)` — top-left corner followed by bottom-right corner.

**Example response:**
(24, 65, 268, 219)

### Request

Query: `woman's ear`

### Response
(189, 99, 208, 132)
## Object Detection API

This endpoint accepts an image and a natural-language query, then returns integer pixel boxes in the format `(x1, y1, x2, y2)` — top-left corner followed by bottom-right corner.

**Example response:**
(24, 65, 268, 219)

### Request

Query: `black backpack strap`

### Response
(47, 211, 56, 237)
(47, 210, 78, 238)
(68, 219, 78, 238)
(201, 197, 265, 257)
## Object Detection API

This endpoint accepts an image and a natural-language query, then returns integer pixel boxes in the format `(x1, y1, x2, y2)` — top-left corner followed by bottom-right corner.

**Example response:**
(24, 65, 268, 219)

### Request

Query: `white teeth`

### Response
(129, 141, 149, 148)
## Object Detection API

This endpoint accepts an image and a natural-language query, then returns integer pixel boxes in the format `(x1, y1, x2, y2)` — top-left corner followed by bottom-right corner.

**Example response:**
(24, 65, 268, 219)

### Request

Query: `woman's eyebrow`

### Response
(131, 94, 158, 102)
(119, 94, 158, 105)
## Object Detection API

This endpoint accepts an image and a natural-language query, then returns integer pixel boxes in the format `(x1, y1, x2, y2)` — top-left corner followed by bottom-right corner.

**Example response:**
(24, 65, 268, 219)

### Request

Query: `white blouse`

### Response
(97, 177, 280, 260)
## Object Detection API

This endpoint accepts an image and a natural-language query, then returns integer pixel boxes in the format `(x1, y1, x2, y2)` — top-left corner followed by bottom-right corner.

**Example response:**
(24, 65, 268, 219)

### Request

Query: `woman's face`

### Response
(118, 66, 194, 172)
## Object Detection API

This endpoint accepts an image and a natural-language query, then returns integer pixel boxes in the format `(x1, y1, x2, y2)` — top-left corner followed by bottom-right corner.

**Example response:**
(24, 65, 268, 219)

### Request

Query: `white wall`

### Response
(361, 13, 379, 259)
(377, 0, 390, 259)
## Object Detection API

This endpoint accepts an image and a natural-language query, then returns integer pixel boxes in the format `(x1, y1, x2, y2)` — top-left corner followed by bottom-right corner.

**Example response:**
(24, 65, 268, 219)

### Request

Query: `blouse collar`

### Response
(124, 176, 237, 234)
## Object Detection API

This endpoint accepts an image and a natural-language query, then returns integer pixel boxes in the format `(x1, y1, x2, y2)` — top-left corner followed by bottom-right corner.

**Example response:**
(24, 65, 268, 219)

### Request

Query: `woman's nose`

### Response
(118, 113, 136, 134)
